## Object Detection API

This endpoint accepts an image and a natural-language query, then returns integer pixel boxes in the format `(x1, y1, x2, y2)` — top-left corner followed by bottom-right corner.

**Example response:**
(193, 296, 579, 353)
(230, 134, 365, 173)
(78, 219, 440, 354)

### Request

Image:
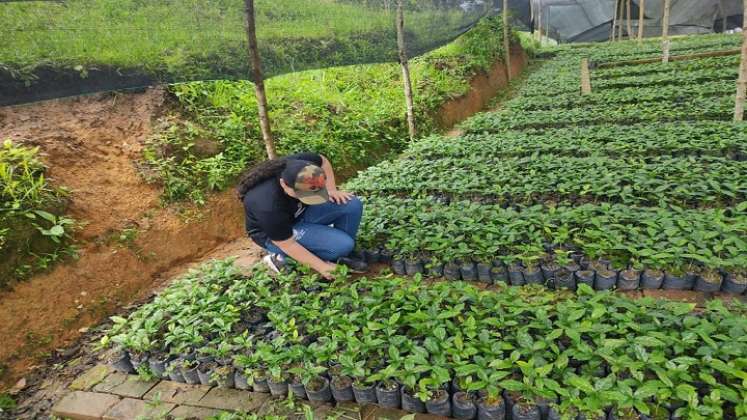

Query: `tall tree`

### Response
(397, 0, 417, 140)
(503, 0, 512, 81)
(243, 0, 276, 159)
(661, 0, 671, 63)
(735, 0, 747, 121)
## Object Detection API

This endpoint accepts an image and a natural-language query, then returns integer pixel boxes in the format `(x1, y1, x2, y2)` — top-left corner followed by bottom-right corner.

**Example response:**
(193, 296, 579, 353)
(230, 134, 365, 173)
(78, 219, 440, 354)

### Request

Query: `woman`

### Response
(237, 152, 367, 279)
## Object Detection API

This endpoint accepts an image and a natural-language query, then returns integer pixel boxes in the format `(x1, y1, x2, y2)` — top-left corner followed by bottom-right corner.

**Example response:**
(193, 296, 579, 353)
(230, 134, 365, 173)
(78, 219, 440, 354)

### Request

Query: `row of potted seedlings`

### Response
(361, 248, 747, 295)
(105, 263, 744, 420)
(109, 351, 682, 420)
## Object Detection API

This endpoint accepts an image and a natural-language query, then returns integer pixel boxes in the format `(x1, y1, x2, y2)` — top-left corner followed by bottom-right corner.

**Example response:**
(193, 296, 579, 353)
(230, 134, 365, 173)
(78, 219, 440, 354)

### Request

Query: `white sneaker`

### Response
(263, 254, 285, 274)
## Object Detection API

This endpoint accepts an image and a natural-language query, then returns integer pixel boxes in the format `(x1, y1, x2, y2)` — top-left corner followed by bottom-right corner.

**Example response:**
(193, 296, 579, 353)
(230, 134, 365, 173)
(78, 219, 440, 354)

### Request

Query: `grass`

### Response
(1, 0, 489, 83)
(0, 393, 16, 411)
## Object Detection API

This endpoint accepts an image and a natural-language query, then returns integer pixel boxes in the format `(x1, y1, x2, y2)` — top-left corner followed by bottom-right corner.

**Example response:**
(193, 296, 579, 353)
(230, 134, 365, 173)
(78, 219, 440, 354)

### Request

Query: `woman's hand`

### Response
(328, 189, 354, 204)
(318, 262, 338, 280)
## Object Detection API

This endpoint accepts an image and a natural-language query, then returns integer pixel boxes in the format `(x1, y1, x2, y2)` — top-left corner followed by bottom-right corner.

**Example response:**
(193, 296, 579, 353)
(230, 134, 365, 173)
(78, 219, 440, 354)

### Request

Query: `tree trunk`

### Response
(734, 0, 747, 121)
(626, 0, 633, 39)
(503, 0, 512, 81)
(610, 0, 618, 42)
(243, 0, 276, 159)
(661, 0, 671, 63)
(638, 0, 646, 43)
(397, 0, 416, 140)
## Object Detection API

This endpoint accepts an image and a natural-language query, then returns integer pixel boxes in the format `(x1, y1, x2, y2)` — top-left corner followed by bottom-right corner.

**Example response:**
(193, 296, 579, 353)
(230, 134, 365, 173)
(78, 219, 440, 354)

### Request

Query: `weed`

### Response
(0, 394, 16, 412)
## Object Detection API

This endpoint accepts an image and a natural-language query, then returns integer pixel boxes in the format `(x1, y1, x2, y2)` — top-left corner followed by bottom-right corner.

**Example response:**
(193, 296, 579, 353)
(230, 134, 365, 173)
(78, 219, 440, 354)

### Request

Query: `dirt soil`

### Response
(0, 90, 263, 391)
(438, 46, 528, 131)
(0, 89, 164, 240)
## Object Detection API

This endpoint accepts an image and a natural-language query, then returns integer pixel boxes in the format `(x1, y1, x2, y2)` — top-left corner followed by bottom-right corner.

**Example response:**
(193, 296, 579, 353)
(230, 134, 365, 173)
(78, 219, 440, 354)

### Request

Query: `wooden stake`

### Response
(580, 58, 592, 95)
(530, 0, 536, 40)
(243, 0, 276, 159)
(638, 0, 646, 43)
(537, 0, 543, 43)
(734, 0, 747, 121)
(626, 0, 633, 39)
(617, 0, 625, 40)
(503, 0, 512, 81)
(397, 0, 416, 140)
(720, 0, 727, 32)
(661, 0, 671, 63)
(610, 0, 619, 42)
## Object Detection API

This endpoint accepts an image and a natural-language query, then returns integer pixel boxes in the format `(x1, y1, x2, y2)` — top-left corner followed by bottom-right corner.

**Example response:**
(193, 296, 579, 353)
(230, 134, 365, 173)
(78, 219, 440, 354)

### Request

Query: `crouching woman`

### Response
(237, 152, 367, 279)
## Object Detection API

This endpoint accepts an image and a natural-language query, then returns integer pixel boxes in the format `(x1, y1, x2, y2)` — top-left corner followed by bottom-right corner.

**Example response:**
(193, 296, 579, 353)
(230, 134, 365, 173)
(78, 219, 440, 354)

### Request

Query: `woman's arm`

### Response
(272, 237, 337, 279)
(320, 155, 353, 204)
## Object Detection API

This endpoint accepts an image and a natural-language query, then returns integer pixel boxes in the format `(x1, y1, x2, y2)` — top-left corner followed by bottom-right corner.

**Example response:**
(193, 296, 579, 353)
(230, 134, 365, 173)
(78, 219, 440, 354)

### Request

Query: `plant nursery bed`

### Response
(99, 260, 747, 419)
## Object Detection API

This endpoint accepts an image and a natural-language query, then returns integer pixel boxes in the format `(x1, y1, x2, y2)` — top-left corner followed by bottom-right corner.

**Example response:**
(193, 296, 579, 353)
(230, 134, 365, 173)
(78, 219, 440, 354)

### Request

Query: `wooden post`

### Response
(243, 0, 277, 160)
(638, 0, 646, 43)
(617, 0, 625, 40)
(397, 0, 416, 140)
(530, 0, 536, 40)
(503, 0, 512, 81)
(580, 58, 592, 95)
(734, 0, 747, 121)
(610, 0, 618, 42)
(626, 0, 633, 39)
(661, 0, 671, 63)
(720, 0, 727, 32)
(537, 0, 543, 43)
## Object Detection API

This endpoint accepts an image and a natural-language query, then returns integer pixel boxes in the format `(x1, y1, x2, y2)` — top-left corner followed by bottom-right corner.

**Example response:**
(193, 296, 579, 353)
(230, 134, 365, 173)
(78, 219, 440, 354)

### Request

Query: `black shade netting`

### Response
(0, 0, 500, 106)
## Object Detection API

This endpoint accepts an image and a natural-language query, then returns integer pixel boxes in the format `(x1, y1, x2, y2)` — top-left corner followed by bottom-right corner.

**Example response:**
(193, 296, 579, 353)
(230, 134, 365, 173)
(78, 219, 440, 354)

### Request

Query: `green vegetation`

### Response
(143, 16, 513, 203)
(0, 393, 16, 411)
(0, 0, 486, 84)
(101, 30, 747, 420)
(349, 32, 747, 288)
(357, 198, 747, 273)
(0, 140, 75, 286)
(106, 261, 747, 419)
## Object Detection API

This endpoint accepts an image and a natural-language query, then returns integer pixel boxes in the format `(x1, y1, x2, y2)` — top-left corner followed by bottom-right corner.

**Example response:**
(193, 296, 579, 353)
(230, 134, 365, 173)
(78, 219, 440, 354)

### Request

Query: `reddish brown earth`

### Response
(0, 90, 262, 389)
(0, 89, 164, 240)
(438, 46, 528, 130)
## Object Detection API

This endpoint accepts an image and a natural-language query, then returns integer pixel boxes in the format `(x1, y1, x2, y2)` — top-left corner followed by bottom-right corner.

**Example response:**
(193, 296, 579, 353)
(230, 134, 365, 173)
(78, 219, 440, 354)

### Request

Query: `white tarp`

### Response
(514, 0, 742, 42)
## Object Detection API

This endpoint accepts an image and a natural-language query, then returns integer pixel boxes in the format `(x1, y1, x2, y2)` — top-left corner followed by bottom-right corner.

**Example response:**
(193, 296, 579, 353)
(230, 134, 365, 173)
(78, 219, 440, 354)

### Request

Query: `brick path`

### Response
(52, 365, 444, 419)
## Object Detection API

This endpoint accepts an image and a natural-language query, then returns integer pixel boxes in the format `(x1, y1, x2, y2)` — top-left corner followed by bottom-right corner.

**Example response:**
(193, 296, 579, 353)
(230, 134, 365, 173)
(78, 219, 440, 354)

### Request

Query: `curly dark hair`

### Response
(237, 158, 288, 201)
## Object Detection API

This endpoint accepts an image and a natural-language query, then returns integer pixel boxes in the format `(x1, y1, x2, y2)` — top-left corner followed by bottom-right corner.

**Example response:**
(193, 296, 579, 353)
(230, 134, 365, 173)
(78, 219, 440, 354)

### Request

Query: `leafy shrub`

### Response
(0, 140, 75, 286)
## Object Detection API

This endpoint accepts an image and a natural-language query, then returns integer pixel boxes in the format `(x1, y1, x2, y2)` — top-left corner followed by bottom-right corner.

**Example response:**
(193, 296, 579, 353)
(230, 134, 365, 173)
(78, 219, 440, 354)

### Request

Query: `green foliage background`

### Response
(1, 0, 491, 85)
(144, 16, 513, 203)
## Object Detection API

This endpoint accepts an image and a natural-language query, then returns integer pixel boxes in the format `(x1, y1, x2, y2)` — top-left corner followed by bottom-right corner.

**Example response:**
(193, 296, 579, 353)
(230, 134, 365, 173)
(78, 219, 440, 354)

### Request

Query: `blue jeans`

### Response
(263, 196, 363, 262)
